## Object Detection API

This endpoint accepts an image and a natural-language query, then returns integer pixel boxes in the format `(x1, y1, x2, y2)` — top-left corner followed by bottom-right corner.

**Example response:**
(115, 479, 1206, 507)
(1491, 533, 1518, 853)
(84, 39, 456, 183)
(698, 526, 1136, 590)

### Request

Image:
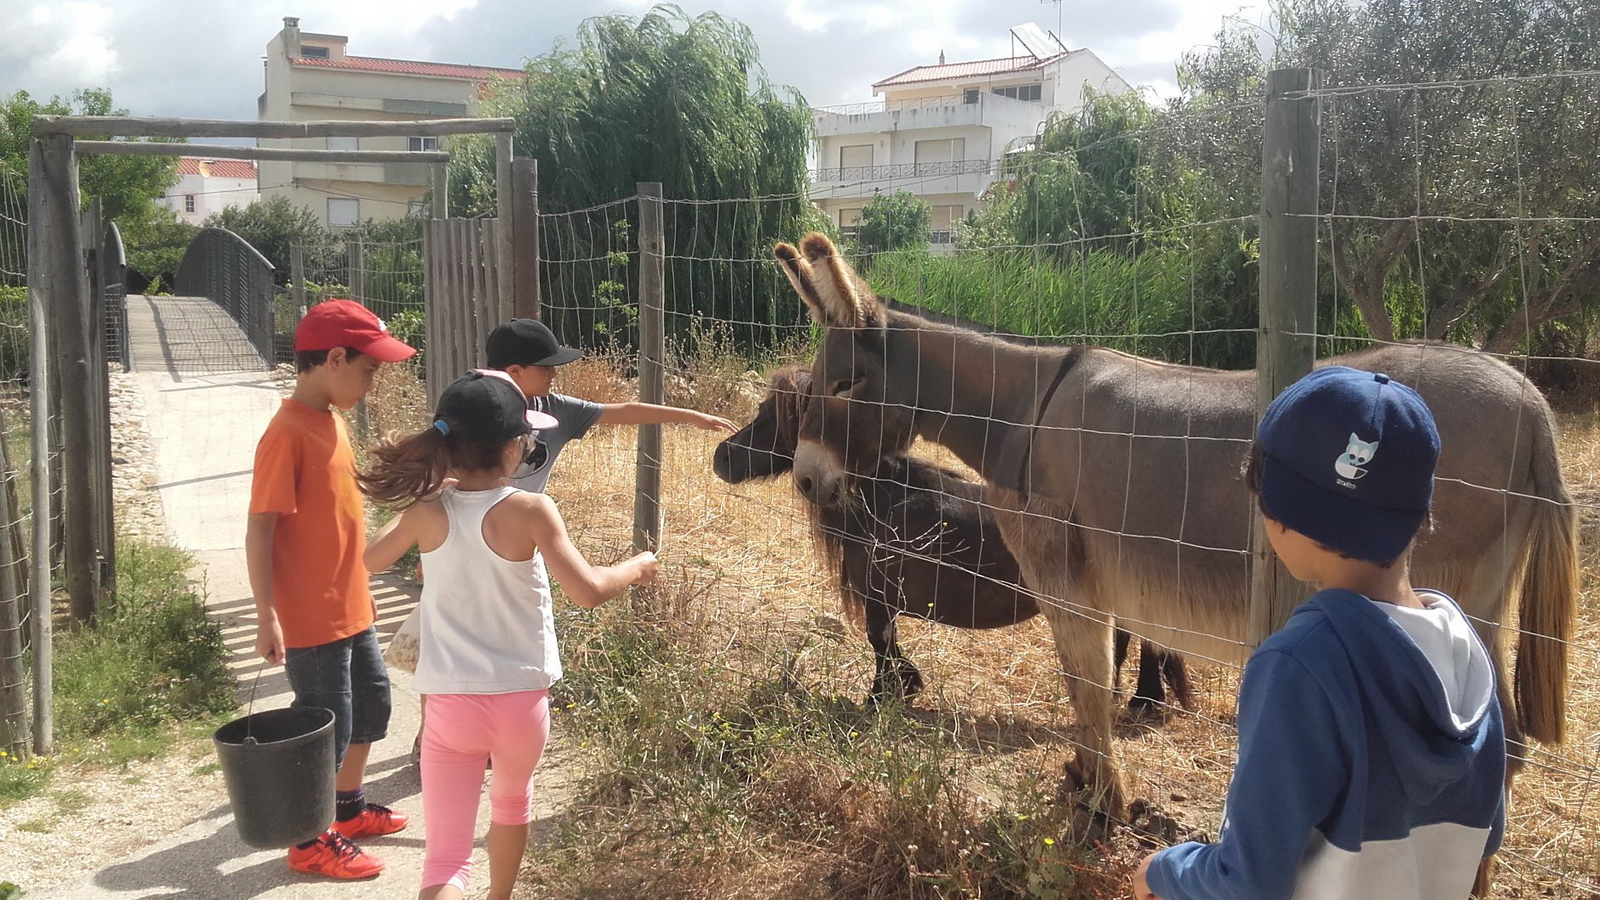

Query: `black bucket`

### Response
(213, 706, 336, 848)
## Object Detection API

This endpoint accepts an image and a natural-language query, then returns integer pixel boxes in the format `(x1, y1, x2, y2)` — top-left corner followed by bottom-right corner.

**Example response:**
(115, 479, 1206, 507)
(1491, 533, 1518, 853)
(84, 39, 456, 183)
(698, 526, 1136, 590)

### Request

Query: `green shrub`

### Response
(52, 538, 235, 746)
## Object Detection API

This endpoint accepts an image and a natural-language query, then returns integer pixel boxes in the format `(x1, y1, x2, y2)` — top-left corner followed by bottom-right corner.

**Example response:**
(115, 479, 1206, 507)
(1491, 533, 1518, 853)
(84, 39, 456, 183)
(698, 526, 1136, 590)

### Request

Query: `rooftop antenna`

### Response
(1039, 0, 1064, 52)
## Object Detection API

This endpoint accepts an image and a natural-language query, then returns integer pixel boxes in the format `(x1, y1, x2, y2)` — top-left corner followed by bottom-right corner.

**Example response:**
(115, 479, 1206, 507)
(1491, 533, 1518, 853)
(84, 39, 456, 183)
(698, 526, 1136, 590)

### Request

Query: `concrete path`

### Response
(32, 296, 574, 898)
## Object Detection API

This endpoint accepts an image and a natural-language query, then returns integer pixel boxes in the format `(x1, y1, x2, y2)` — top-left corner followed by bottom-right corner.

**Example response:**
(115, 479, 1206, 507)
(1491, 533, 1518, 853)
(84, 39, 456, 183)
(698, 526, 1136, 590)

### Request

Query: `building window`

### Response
(408, 200, 426, 218)
(183, 194, 196, 213)
(328, 136, 358, 152)
(328, 198, 360, 228)
(408, 136, 440, 152)
(993, 84, 1042, 102)
(964, 89, 980, 104)
(838, 144, 873, 170)
(301, 45, 330, 59)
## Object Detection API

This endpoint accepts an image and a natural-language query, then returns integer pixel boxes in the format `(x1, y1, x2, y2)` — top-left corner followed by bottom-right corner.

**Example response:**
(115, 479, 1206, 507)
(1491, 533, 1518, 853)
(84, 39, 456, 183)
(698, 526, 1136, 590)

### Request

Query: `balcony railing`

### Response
(811, 159, 997, 183)
(814, 92, 1046, 118)
(815, 96, 969, 116)
(833, 226, 957, 246)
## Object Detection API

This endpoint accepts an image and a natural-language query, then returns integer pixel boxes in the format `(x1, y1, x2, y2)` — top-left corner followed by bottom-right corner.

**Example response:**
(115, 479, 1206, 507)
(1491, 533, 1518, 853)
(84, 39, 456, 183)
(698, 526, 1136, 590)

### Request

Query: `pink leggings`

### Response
(420, 690, 550, 893)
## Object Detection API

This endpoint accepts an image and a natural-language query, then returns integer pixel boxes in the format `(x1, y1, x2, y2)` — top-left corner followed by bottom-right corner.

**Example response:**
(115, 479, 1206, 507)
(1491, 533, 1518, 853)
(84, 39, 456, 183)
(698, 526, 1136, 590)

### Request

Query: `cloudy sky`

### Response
(2, 0, 1271, 119)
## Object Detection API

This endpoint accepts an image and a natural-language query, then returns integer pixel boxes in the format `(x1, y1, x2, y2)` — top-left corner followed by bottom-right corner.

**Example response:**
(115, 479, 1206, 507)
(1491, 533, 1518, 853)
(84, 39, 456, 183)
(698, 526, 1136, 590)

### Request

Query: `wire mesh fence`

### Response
(0, 160, 38, 756)
(1300, 71, 1600, 896)
(517, 72, 1600, 896)
(289, 235, 430, 444)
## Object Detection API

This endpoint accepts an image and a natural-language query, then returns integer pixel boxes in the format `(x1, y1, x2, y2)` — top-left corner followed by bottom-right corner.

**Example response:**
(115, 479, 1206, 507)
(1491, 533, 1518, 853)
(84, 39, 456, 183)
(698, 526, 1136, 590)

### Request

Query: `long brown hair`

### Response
(358, 423, 513, 508)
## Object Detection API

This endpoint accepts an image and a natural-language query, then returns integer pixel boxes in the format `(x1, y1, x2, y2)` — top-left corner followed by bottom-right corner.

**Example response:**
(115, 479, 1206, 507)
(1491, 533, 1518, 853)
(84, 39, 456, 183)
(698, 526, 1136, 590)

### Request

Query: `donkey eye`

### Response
(830, 379, 853, 396)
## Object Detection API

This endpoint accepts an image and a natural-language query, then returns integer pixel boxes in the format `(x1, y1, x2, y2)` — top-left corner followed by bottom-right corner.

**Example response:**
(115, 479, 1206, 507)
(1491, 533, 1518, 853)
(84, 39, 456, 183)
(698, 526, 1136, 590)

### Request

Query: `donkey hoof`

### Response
(899, 670, 926, 698)
(1057, 757, 1127, 822)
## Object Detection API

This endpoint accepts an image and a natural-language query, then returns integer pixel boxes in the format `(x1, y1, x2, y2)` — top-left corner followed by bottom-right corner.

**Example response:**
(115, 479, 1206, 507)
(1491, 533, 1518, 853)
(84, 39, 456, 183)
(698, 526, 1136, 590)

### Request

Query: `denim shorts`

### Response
(284, 626, 391, 768)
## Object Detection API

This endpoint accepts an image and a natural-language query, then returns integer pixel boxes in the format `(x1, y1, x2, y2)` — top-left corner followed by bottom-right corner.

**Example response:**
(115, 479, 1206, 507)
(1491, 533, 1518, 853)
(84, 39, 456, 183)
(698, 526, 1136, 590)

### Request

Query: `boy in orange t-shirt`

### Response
(246, 300, 415, 880)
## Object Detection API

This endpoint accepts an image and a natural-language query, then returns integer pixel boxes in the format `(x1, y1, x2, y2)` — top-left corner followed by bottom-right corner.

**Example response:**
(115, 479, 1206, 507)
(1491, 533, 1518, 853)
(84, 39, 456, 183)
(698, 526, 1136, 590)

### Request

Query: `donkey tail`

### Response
(1515, 406, 1579, 746)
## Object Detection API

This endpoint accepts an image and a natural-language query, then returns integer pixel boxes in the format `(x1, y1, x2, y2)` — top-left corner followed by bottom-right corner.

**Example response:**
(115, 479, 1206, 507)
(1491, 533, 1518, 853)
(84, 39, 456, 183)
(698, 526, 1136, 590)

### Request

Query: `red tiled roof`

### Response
(873, 53, 1069, 89)
(293, 55, 524, 81)
(177, 157, 258, 179)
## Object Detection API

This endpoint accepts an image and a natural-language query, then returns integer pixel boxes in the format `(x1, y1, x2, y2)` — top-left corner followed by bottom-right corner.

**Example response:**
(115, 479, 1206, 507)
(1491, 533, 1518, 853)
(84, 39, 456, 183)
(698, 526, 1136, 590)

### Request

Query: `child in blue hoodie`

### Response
(1134, 367, 1506, 900)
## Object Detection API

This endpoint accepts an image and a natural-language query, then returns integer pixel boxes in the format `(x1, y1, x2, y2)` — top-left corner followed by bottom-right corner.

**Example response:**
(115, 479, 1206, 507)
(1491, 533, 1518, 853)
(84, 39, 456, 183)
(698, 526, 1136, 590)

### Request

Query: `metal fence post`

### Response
(1251, 68, 1321, 645)
(633, 183, 665, 556)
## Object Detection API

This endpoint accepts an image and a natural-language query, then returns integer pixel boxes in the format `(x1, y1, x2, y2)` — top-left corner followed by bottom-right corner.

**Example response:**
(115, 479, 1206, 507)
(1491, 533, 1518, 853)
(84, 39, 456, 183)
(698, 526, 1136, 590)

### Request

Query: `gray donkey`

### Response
(779, 232, 1577, 821)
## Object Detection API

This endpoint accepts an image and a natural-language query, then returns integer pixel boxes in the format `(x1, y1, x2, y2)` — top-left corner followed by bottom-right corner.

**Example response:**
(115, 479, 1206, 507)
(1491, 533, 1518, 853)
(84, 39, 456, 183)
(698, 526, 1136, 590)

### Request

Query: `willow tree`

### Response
(452, 5, 820, 349)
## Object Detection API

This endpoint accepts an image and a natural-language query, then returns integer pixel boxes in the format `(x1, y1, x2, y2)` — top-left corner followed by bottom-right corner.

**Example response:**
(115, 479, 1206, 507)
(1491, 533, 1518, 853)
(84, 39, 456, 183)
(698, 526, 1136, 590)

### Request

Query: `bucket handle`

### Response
(242, 662, 267, 746)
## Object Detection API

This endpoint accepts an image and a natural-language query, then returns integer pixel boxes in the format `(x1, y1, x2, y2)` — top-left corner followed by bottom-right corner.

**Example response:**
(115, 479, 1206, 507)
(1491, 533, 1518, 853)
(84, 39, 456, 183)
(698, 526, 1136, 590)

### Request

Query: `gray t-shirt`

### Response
(508, 392, 603, 494)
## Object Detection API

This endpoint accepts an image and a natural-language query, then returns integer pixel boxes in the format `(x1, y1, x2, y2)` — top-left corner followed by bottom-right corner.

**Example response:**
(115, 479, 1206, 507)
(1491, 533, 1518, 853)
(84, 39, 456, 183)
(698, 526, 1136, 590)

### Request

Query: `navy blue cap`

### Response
(1257, 366, 1440, 563)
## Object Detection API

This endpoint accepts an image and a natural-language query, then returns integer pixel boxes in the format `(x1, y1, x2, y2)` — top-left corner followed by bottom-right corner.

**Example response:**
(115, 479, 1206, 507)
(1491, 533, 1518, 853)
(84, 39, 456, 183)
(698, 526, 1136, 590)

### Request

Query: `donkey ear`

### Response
(774, 241, 830, 325)
(793, 232, 884, 327)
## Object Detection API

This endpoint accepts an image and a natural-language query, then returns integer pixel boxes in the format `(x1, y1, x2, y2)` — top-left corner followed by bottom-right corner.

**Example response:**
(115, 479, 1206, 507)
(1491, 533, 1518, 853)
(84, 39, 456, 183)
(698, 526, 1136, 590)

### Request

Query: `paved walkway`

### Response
(33, 296, 574, 899)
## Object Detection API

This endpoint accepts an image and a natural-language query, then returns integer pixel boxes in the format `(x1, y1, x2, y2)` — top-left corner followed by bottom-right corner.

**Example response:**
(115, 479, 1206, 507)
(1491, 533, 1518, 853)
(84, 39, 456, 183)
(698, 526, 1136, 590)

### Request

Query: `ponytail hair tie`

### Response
(432, 419, 450, 436)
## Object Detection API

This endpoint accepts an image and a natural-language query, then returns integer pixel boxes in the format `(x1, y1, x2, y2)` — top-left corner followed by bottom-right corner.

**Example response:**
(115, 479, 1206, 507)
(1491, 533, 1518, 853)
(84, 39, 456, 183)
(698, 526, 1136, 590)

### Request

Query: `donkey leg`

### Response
(1161, 649, 1196, 711)
(1112, 629, 1132, 691)
(992, 493, 1126, 819)
(1131, 640, 1167, 713)
(1040, 600, 1125, 820)
(863, 600, 918, 706)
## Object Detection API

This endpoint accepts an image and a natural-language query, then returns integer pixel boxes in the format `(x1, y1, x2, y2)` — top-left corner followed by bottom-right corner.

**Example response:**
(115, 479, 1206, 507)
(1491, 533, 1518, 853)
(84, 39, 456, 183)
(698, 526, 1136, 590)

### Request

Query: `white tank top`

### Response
(411, 486, 562, 694)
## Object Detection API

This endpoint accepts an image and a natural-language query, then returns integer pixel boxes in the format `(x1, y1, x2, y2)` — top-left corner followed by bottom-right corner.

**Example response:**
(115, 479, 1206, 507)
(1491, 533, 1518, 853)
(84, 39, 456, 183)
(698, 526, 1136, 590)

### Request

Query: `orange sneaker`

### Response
(333, 802, 410, 840)
(286, 831, 385, 879)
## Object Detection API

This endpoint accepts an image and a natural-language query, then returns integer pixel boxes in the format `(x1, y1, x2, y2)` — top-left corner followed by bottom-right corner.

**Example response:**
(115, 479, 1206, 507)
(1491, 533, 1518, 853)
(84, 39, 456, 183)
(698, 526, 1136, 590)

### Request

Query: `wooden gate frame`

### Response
(25, 113, 521, 755)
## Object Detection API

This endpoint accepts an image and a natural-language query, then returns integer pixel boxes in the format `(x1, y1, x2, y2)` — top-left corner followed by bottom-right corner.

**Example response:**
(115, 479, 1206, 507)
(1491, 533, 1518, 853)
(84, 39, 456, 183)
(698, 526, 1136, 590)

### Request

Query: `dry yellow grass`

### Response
(376, 358, 1600, 897)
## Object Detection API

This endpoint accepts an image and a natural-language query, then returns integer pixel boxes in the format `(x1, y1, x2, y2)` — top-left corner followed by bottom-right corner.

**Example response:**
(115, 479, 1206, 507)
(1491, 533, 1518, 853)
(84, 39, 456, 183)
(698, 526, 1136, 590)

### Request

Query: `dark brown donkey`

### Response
(713, 364, 1192, 711)
(777, 232, 1577, 822)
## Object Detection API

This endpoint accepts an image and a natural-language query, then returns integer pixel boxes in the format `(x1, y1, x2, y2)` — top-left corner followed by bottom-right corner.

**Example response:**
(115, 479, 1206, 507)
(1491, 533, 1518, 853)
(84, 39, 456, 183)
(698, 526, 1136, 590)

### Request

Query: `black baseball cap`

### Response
(485, 319, 584, 369)
(433, 370, 558, 442)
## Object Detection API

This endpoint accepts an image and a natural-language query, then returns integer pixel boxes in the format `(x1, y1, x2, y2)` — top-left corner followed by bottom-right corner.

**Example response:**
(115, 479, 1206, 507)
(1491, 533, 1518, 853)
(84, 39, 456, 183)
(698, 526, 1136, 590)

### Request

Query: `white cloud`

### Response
(5, 3, 119, 93)
(0, 0, 1269, 121)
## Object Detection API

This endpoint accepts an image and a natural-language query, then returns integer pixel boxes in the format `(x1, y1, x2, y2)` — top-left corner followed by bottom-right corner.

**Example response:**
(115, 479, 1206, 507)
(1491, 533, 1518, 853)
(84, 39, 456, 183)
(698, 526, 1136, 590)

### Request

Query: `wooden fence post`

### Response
(633, 183, 665, 556)
(346, 238, 365, 302)
(1250, 68, 1321, 645)
(36, 135, 102, 624)
(27, 139, 56, 752)
(511, 158, 540, 321)
(431, 163, 449, 221)
(347, 238, 370, 441)
(290, 244, 306, 312)
(81, 200, 115, 601)
(495, 132, 514, 323)
(0, 404, 26, 756)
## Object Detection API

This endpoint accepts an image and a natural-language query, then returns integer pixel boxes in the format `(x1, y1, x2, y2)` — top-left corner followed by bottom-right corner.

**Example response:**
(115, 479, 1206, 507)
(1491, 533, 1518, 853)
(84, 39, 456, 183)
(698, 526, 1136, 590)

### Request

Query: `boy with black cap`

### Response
(484, 319, 735, 493)
(1133, 367, 1505, 900)
(247, 300, 415, 879)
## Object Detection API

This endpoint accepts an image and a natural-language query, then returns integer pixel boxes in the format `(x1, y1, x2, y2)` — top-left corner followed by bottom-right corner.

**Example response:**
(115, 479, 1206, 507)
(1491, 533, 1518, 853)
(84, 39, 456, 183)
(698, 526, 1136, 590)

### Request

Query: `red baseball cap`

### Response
(295, 299, 416, 362)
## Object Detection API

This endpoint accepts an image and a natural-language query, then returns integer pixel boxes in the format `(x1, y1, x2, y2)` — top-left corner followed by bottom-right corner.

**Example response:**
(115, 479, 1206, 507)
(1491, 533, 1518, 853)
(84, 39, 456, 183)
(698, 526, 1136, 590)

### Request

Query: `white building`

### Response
(258, 17, 523, 227)
(159, 157, 260, 225)
(810, 24, 1131, 247)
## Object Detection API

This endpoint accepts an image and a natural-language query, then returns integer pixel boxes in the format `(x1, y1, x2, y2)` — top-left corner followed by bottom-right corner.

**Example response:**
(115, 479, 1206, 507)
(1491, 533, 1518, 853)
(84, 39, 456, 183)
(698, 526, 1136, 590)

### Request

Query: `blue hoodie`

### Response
(1146, 589, 1505, 900)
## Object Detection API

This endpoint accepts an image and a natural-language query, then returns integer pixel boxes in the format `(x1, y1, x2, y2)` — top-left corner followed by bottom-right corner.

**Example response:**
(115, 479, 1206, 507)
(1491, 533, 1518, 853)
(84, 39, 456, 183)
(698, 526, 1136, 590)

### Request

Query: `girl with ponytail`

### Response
(360, 370, 657, 900)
